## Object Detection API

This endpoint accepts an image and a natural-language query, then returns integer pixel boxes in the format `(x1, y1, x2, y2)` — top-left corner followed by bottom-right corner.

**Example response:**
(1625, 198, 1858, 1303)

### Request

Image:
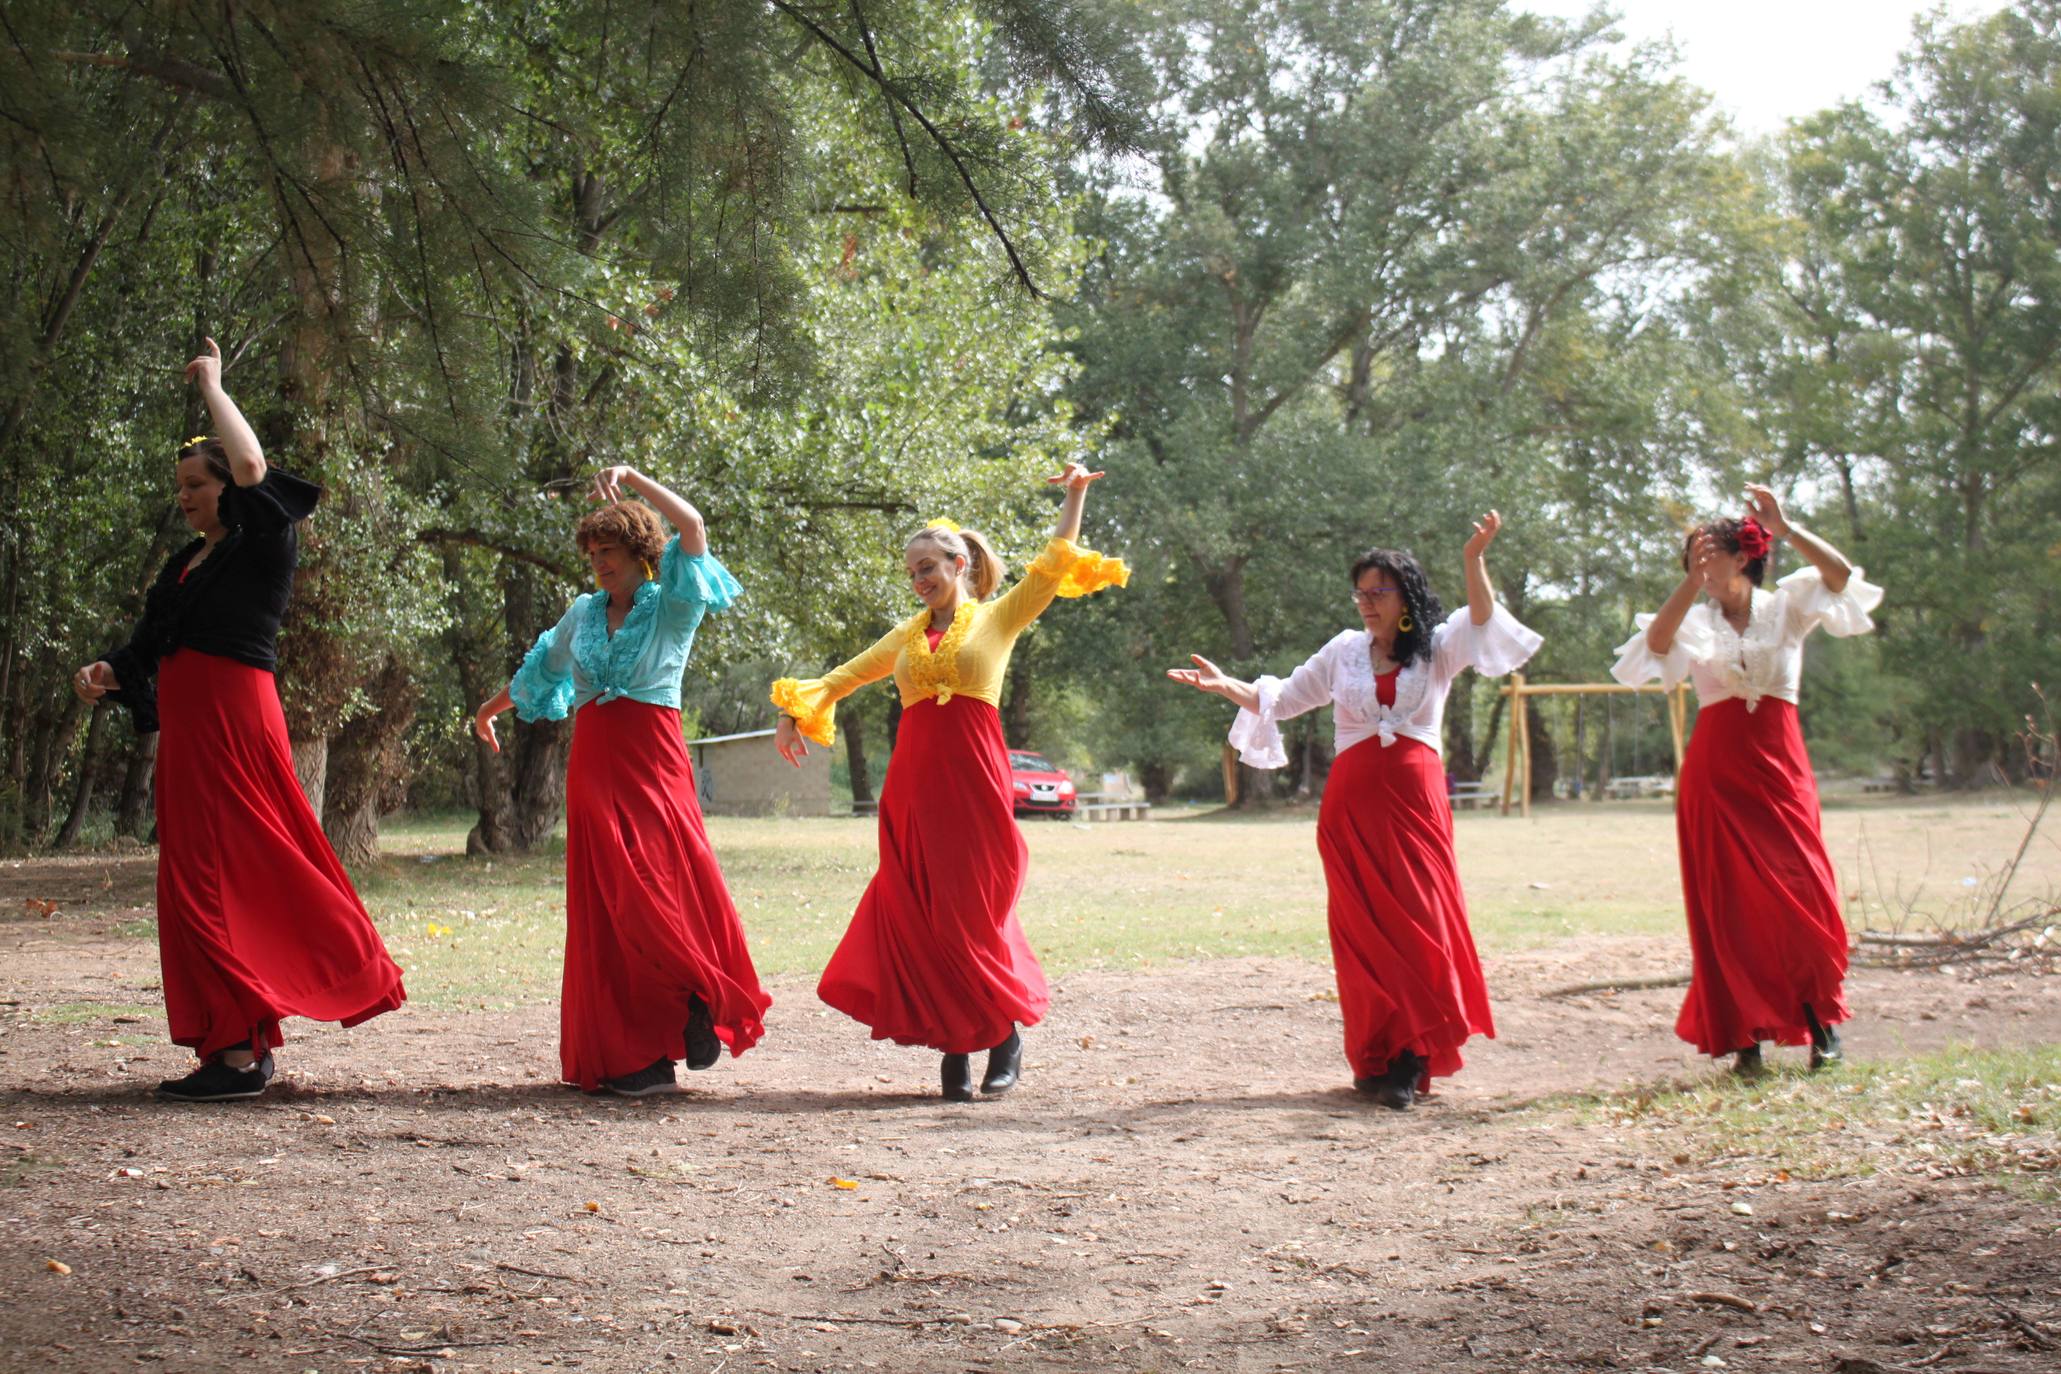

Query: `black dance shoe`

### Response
(1804, 1005, 1843, 1071)
(684, 995, 721, 1071)
(1731, 1044, 1765, 1078)
(158, 1059, 267, 1102)
(604, 1058, 679, 1098)
(981, 1029, 1022, 1096)
(940, 1053, 975, 1102)
(1357, 1050, 1423, 1111)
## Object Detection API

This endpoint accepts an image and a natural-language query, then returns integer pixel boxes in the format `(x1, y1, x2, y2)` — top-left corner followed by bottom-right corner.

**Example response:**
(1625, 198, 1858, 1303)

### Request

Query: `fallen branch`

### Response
(1541, 973, 1691, 998)
(494, 1262, 580, 1283)
(1684, 1290, 1761, 1314)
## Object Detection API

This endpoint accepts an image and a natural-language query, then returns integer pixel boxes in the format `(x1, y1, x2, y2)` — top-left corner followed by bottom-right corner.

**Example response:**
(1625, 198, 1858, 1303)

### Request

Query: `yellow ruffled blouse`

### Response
(771, 537, 1128, 746)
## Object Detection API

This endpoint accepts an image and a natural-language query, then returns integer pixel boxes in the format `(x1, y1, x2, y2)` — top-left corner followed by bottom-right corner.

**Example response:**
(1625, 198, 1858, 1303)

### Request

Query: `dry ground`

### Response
(3, 800, 2058, 1374)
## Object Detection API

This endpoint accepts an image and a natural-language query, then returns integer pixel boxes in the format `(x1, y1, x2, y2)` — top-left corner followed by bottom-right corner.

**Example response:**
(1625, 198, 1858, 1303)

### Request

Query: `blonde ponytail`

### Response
(907, 524, 1008, 601)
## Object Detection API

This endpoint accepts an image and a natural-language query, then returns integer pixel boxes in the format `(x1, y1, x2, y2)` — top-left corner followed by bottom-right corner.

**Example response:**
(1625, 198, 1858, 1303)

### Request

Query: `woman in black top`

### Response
(75, 340, 406, 1102)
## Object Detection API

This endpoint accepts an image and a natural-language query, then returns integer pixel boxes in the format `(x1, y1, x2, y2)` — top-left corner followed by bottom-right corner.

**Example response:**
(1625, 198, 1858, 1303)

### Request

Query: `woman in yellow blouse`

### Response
(772, 462, 1126, 1101)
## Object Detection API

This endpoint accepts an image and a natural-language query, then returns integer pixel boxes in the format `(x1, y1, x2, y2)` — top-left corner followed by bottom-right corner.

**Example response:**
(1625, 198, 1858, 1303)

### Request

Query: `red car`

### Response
(1008, 750, 1077, 818)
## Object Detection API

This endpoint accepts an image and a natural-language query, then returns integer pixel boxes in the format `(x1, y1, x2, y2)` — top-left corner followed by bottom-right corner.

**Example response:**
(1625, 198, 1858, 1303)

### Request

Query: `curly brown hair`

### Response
(576, 501, 667, 566)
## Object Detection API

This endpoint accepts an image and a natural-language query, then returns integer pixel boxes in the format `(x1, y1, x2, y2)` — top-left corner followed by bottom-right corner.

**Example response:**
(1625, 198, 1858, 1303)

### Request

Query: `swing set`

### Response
(1495, 673, 1693, 817)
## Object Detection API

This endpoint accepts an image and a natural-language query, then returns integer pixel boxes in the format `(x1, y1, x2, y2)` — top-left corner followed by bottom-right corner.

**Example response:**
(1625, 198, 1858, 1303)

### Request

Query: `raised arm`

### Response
(1644, 531, 1719, 657)
(593, 465, 707, 555)
(1462, 509, 1503, 626)
(185, 338, 265, 487)
(1046, 460, 1104, 542)
(1746, 483, 1851, 595)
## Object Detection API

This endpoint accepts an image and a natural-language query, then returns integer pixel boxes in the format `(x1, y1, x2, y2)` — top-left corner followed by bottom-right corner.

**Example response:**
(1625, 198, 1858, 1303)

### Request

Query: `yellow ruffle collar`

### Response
(902, 599, 976, 703)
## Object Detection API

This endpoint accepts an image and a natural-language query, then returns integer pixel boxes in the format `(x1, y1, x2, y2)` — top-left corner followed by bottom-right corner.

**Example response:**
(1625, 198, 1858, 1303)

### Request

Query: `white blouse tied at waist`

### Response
(1610, 565, 1884, 712)
(1229, 604, 1544, 769)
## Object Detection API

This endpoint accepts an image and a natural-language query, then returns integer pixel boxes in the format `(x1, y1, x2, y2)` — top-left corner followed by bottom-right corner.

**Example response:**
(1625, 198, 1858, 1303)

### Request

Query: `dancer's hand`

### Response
(472, 700, 504, 753)
(1685, 529, 1723, 581)
(1165, 654, 1234, 698)
(1464, 509, 1502, 560)
(774, 714, 809, 767)
(1046, 461, 1105, 493)
(183, 337, 223, 394)
(590, 465, 639, 505)
(72, 661, 117, 703)
(1743, 482, 1789, 537)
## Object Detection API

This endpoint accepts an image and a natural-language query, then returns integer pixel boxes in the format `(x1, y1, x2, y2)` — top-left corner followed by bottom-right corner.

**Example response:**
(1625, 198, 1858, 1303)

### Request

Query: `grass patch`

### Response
(65, 794, 2061, 1012)
(25, 1001, 158, 1025)
(1549, 1044, 2061, 1195)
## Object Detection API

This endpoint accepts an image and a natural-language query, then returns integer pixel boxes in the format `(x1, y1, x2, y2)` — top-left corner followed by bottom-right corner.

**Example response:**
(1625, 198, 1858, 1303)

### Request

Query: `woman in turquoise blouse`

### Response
(474, 466, 770, 1096)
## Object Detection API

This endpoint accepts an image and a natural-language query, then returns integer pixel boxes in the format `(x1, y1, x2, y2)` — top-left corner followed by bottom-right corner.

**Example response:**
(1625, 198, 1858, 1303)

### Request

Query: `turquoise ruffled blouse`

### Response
(509, 536, 741, 721)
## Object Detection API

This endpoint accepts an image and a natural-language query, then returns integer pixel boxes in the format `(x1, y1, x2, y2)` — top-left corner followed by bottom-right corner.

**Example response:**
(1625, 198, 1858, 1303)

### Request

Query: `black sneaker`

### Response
(158, 1059, 267, 1102)
(684, 995, 721, 1072)
(603, 1058, 678, 1098)
(1732, 1044, 1766, 1078)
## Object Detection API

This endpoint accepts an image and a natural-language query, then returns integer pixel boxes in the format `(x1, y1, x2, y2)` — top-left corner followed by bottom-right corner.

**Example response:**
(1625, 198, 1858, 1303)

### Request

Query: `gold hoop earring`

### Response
(1397, 612, 1414, 633)
(643, 560, 655, 581)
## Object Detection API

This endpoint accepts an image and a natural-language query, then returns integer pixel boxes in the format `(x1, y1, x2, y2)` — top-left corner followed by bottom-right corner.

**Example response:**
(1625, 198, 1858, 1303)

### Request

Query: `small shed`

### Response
(685, 728, 831, 817)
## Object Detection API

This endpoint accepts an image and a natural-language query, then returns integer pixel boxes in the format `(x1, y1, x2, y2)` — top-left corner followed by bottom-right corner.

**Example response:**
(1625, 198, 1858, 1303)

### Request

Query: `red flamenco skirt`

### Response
(1673, 698, 1849, 1057)
(818, 696, 1048, 1054)
(1316, 735, 1493, 1089)
(560, 698, 770, 1089)
(154, 650, 405, 1060)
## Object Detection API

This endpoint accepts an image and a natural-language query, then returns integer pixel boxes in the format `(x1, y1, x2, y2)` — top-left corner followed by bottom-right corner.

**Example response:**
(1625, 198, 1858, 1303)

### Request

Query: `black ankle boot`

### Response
(940, 1053, 975, 1102)
(684, 994, 720, 1071)
(1732, 1043, 1765, 1077)
(981, 1029, 1022, 1095)
(1357, 1050, 1422, 1111)
(1804, 1004, 1843, 1070)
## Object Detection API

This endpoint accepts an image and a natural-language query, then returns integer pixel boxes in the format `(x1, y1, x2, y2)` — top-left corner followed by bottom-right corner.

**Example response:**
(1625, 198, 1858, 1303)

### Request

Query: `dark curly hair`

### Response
(576, 500, 667, 566)
(1682, 517, 1766, 587)
(1349, 547, 1443, 668)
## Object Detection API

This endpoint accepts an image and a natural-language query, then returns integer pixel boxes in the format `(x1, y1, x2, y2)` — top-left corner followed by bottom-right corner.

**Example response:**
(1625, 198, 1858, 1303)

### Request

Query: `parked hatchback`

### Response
(1008, 750, 1076, 818)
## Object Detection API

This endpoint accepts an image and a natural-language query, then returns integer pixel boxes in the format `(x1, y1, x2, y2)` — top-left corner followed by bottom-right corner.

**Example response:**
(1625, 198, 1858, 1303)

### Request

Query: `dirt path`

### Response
(3, 917, 2057, 1374)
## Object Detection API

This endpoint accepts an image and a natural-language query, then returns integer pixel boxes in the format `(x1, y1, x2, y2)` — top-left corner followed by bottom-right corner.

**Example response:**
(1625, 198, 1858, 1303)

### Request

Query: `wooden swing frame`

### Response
(1497, 673, 1692, 817)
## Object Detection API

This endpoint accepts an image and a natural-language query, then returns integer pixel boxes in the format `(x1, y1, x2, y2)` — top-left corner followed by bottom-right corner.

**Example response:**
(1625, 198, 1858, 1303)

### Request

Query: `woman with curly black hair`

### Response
(1166, 513, 1540, 1108)
(1613, 483, 1881, 1076)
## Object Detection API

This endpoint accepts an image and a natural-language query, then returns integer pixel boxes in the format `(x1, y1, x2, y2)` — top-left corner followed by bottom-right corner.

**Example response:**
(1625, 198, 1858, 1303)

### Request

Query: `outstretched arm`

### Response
(1462, 510, 1503, 626)
(593, 465, 707, 556)
(1165, 654, 1262, 714)
(186, 337, 265, 487)
(1746, 483, 1851, 595)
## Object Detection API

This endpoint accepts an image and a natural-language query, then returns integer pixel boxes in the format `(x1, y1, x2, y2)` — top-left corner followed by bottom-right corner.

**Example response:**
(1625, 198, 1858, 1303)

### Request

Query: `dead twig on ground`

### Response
(1541, 973, 1690, 998)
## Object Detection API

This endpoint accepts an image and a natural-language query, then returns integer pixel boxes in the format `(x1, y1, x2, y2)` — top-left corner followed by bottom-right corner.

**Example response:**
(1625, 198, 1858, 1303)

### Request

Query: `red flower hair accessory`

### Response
(1736, 518, 1772, 560)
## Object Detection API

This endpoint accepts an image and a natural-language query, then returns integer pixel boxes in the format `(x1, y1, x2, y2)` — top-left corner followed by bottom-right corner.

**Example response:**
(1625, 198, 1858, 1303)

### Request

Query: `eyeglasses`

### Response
(1350, 586, 1399, 605)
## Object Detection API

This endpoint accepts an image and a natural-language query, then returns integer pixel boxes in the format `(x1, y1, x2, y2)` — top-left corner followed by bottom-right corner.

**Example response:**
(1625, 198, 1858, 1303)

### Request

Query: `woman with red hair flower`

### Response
(1613, 483, 1882, 1075)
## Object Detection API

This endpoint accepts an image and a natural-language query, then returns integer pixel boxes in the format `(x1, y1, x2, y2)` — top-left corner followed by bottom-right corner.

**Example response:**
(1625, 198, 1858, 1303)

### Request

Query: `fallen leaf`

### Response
(828, 1177, 859, 1191)
(46, 1259, 71, 1275)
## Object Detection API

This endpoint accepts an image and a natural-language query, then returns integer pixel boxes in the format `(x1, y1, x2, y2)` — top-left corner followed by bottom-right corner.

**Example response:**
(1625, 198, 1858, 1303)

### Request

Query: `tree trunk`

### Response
(116, 728, 158, 840)
(1002, 654, 1033, 747)
(1198, 553, 1273, 806)
(323, 656, 418, 867)
(844, 705, 873, 806)
(1139, 760, 1171, 803)
(291, 738, 329, 818)
(53, 704, 111, 849)
(1445, 681, 1479, 781)
(1526, 703, 1559, 803)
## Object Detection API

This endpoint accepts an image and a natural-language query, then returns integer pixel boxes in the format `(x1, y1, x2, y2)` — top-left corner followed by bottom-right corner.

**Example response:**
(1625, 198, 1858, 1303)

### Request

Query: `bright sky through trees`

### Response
(1522, 0, 2015, 133)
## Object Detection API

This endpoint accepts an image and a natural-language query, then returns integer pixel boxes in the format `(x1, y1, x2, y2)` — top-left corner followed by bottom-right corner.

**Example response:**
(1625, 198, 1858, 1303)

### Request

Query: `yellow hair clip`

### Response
(925, 517, 961, 533)
(181, 435, 213, 448)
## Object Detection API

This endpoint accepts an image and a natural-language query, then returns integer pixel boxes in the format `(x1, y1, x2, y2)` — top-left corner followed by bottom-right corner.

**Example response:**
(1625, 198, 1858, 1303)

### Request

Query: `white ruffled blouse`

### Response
(1229, 604, 1544, 769)
(1610, 565, 1883, 711)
